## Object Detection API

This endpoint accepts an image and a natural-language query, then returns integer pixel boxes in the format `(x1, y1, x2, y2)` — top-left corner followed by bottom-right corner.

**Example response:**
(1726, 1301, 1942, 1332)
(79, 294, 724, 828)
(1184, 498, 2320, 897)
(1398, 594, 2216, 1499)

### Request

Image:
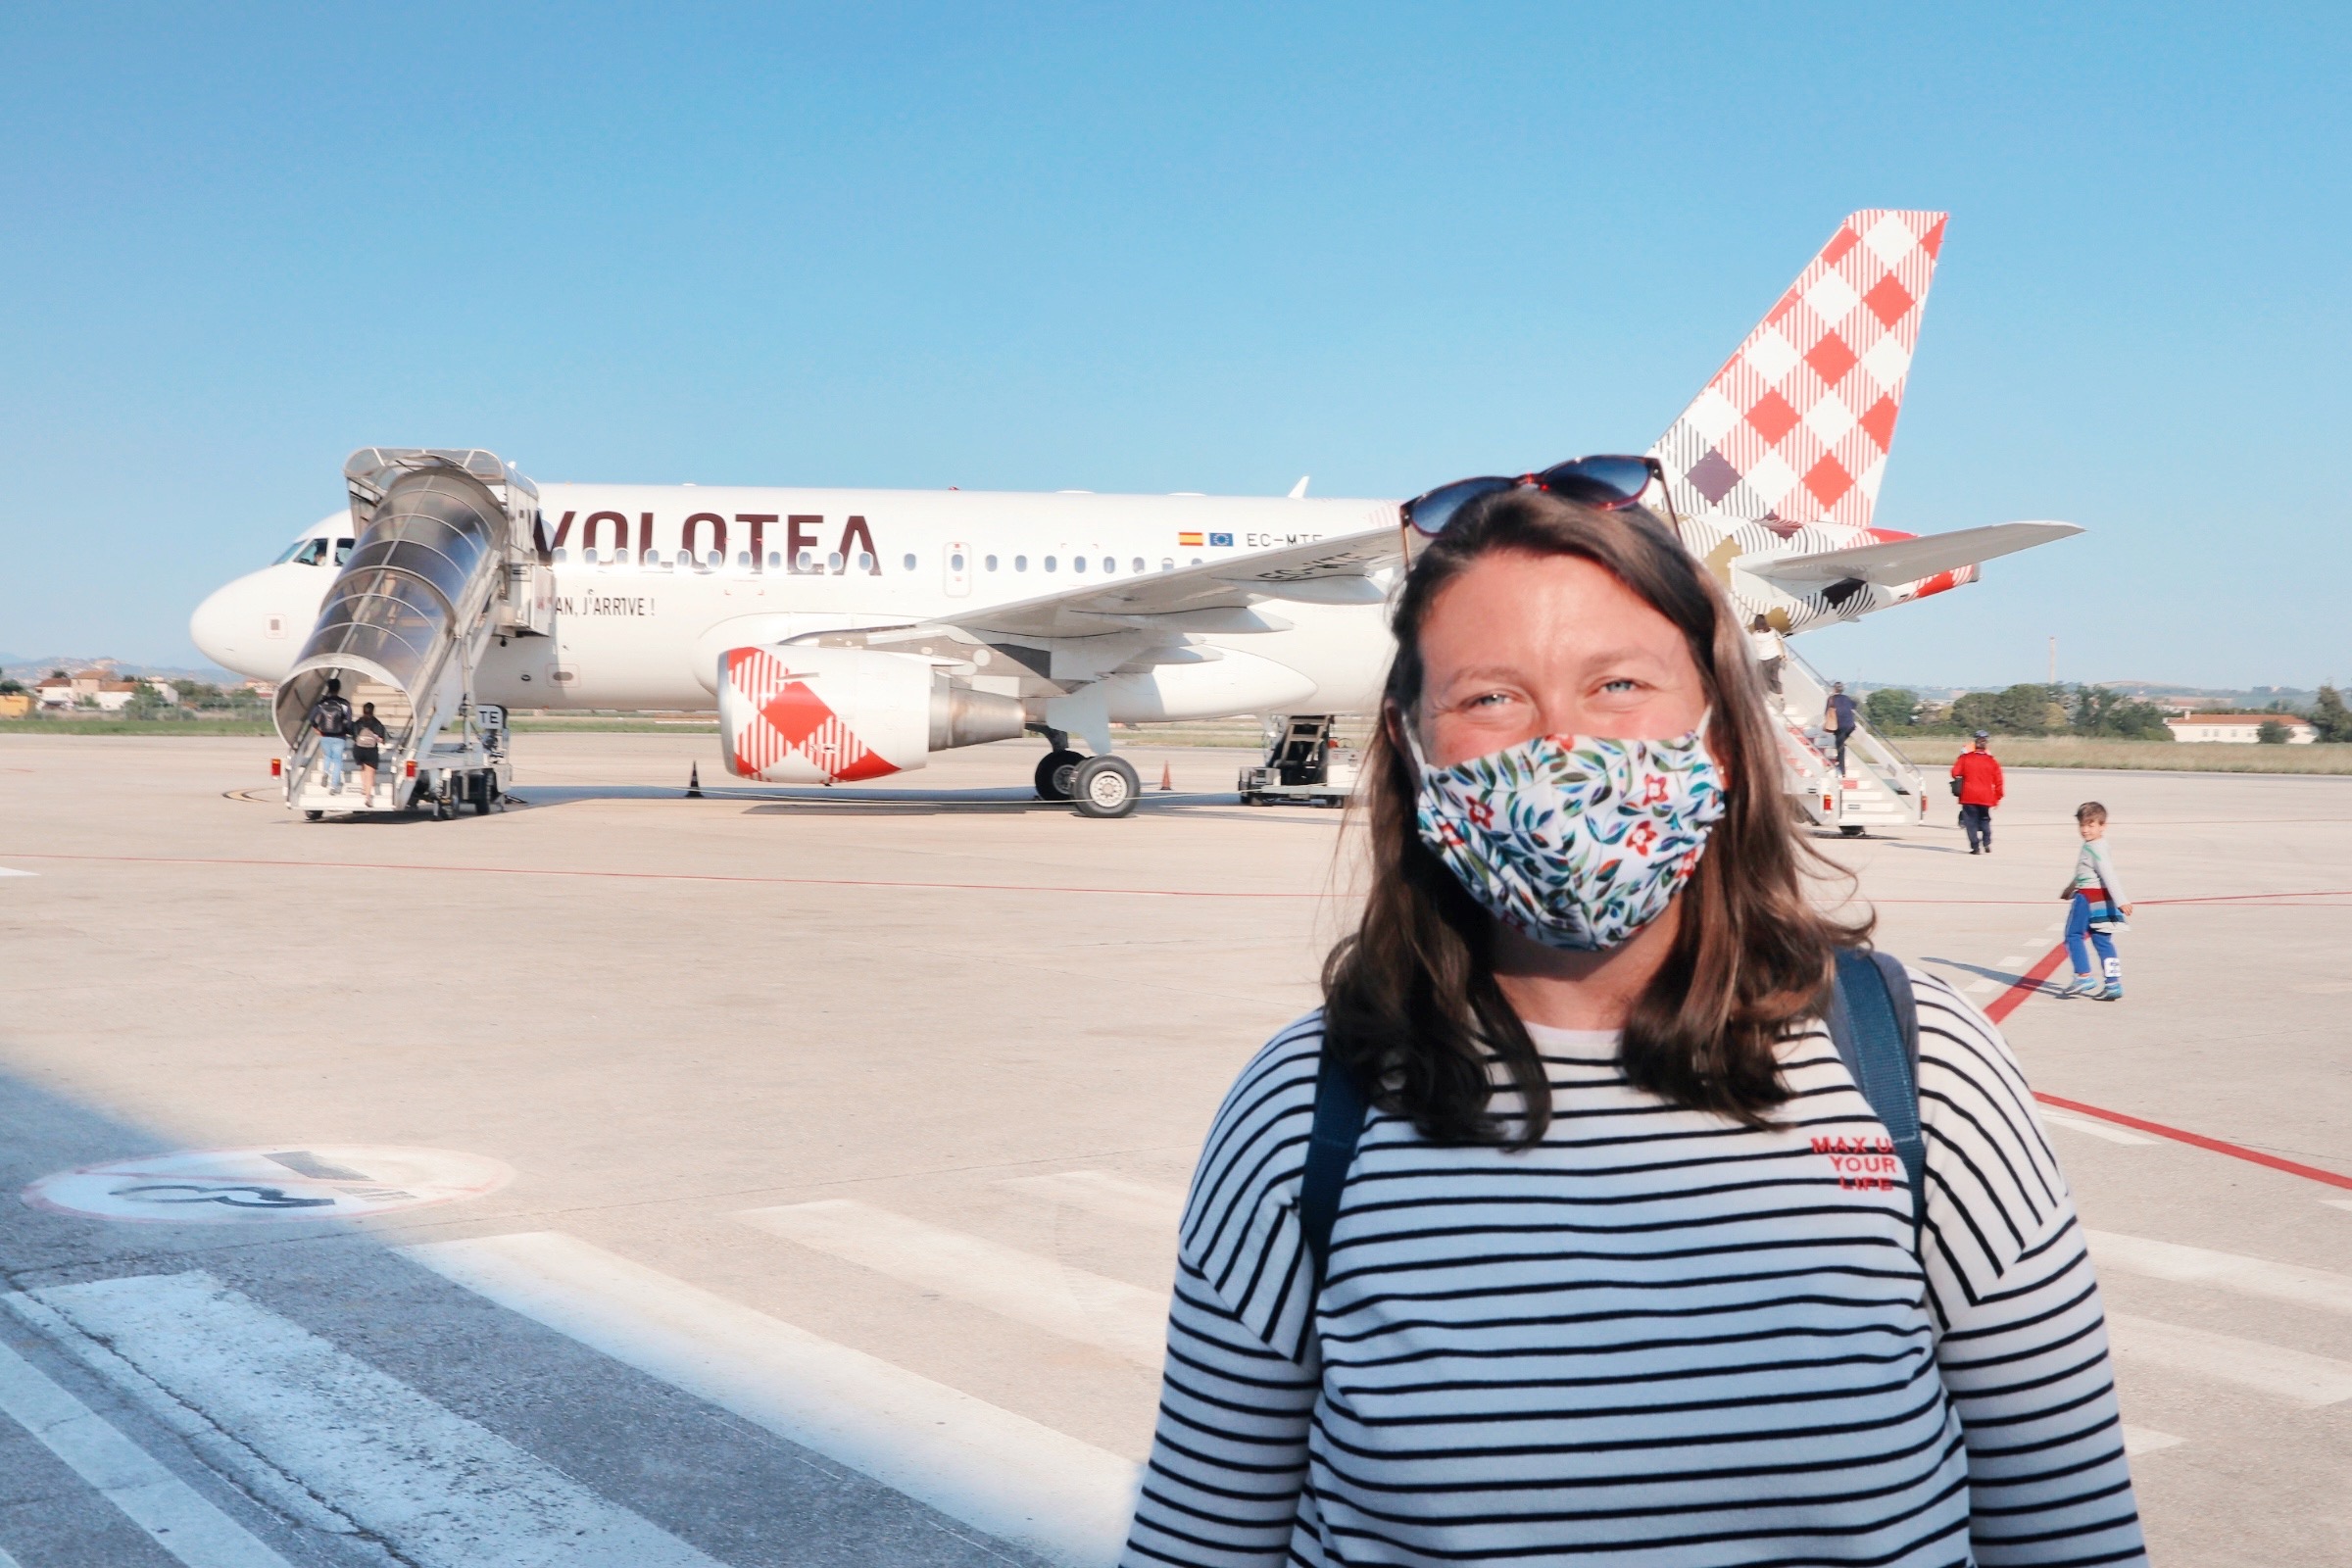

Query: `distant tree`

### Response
(1864, 688, 1917, 730)
(2313, 685, 2352, 743)
(0, 679, 22, 696)
(48, 668, 69, 681)
(2072, 684, 2171, 739)
(127, 682, 179, 720)
(2257, 719, 2291, 744)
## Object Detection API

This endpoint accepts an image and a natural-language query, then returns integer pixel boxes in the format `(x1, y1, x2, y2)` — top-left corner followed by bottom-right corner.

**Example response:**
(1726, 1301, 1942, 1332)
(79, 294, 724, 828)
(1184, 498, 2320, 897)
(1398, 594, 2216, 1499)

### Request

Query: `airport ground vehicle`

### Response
(1238, 715, 1358, 808)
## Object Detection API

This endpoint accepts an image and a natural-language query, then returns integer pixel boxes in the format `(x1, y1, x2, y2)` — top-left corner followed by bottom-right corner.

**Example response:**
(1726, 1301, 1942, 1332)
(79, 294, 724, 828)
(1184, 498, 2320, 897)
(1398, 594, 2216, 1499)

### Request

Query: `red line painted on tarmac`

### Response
(1983, 941, 2071, 1023)
(2034, 1093, 2352, 1191)
(0, 850, 1322, 901)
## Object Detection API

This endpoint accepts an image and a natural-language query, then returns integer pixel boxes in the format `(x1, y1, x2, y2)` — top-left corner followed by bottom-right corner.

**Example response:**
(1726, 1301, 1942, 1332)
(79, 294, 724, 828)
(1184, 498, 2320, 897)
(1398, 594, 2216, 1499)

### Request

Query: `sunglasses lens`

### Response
(1535, 455, 1654, 507)
(1402, 477, 1510, 537)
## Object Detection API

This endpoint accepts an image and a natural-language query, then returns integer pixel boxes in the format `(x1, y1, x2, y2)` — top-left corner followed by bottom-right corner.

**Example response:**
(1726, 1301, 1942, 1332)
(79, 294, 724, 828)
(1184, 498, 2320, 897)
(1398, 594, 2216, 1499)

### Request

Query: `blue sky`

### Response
(2, 4, 2345, 688)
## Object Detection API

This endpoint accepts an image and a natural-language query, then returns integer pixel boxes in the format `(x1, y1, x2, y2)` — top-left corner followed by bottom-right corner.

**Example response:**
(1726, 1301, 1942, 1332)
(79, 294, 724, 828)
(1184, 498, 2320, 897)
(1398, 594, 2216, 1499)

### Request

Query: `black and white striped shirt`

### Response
(1124, 969, 2145, 1567)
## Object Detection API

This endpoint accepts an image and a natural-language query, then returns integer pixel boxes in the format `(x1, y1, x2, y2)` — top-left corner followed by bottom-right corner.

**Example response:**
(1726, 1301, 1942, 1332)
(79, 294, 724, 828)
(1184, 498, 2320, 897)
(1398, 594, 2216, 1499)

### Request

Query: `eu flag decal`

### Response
(1207, 532, 1235, 547)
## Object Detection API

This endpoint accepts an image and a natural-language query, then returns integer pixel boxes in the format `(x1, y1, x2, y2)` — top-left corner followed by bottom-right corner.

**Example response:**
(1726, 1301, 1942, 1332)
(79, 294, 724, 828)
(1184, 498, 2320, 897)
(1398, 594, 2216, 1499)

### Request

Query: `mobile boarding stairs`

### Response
(1772, 651, 1929, 834)
(274, 449, 553, 820)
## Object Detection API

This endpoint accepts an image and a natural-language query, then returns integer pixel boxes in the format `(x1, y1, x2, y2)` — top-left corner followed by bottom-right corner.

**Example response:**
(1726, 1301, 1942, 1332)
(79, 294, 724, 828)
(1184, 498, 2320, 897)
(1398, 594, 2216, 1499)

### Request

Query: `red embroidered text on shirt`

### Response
(1811, 1134, 1904, 1192)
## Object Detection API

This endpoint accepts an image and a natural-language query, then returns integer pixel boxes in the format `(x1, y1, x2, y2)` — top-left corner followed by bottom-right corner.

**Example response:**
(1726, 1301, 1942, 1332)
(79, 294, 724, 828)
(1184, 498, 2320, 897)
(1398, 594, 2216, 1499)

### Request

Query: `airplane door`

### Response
(944, 541, 972, 598)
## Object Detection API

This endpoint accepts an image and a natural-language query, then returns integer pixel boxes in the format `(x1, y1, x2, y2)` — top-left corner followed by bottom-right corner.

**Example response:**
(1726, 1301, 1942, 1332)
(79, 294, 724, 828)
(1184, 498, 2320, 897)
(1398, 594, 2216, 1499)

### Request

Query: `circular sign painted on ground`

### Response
(22, 1146, 514, 1224)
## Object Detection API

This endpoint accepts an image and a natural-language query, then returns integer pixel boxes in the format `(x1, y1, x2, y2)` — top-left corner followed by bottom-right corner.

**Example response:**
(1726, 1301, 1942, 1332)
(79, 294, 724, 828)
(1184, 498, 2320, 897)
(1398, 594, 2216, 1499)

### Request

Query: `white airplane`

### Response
(191, 208, 2077, 816)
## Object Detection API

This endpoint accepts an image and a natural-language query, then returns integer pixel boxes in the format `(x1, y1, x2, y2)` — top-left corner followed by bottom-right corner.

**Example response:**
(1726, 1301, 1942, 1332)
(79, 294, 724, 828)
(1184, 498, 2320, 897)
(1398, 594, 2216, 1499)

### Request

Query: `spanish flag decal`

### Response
(1177, 531, 1204, 547)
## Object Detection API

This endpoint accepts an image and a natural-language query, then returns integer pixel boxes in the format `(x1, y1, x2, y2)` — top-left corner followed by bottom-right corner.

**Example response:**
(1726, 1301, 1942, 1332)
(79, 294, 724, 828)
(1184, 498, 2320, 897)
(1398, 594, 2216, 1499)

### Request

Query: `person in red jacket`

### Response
(1951, 731, 2005, 854)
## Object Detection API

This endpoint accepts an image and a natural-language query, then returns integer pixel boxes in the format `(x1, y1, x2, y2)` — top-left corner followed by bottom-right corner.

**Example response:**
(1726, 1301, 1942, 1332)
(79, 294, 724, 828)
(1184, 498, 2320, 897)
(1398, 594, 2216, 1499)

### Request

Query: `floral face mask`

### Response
(1406, 719, 1727, 952)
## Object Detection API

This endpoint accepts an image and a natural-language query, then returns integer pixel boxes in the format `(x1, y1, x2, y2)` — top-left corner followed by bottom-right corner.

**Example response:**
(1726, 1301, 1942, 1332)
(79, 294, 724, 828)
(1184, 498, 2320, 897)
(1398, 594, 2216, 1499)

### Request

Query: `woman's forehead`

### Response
(1421, 553, 1686, 658)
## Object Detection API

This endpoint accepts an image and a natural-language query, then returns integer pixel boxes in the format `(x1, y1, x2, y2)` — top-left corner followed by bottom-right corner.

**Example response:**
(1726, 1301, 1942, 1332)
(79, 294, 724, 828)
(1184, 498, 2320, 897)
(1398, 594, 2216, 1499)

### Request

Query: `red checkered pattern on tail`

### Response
(1649, 210, 1945, 533)
(725, 647, 900, 782)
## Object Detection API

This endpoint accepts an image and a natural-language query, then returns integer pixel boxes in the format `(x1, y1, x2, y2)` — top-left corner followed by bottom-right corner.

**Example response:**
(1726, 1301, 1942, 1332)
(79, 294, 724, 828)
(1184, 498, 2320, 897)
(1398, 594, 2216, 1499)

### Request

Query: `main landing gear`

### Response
(1032, 729, 1141, 818)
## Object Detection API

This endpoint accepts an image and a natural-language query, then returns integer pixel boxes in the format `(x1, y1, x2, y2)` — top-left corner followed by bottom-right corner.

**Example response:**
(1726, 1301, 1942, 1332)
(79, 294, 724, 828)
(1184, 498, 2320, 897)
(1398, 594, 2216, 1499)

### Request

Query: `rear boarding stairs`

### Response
(273, 449, 554, 820)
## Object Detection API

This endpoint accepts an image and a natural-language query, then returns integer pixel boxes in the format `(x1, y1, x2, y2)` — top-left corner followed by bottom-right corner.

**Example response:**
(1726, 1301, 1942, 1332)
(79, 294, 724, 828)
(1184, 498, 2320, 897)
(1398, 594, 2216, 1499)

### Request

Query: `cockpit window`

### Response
(278, 538, 330, 566)
(334, 538, 355, 565)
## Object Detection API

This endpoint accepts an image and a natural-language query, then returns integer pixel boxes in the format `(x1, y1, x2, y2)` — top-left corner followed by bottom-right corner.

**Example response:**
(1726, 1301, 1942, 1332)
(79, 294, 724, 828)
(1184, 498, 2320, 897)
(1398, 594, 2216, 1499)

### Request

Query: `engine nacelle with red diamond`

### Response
(718, 645, 1026, 783)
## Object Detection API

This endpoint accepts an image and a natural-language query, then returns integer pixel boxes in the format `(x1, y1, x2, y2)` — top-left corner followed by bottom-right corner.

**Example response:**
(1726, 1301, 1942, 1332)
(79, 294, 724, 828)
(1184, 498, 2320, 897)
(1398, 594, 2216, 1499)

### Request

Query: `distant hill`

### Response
(3, 656, 250, 685)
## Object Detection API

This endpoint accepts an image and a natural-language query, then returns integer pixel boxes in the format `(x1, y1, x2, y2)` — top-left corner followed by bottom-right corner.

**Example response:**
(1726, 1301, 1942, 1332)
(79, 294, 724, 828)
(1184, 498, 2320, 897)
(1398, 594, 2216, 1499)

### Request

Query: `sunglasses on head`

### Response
(1399, 455, 1671, 539)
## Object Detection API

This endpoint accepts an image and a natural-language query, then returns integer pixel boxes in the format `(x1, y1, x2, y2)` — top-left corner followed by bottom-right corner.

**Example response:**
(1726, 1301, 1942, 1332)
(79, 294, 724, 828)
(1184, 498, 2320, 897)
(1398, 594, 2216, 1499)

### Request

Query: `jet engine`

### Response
(717, 644, 1026, 783)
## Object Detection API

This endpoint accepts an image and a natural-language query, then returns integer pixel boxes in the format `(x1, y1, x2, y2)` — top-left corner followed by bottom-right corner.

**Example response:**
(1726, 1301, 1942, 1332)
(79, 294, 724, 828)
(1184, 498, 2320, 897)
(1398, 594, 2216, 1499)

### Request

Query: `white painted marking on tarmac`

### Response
(1996, 955, 2026, 968)
(407, 1231, 1139, 1568)
(1001, 1170, 1185, 1235)
(2324, 1200, 2352, 1215)
(2107, 1311, 2352, 1406)
(2038, 1109, 2159, 1146)
(2087, 1230, 2352, 1317)
(0, 1331, 294, 1568)
(23, 1145, 513, 1224)
(2122, 1425, 2184, 1456)
(1963, 977, 1999, 997)
(740, 1200, 1166, 1366)
(22, 1271, 722, 1567)
(0, 867, 34, 877)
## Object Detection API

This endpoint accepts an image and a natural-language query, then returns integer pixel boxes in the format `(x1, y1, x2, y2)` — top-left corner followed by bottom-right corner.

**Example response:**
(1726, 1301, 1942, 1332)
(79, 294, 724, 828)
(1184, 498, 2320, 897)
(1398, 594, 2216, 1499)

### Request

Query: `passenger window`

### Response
(584, 548, 600, 564)
(736, 551, 751, 567)
(798, 549, 816, 571)
(828, 551, 845, 572)
(903, 553, 917, 571)
(334, 538, 355, 565)
(1191, 557, 1202, 566)
(1131, 557, 1144, 573)
(767, 551, 782, 569)
(858, 552, 874, 572)
(552, 548, 569, 564)
(1102, 557, 1115, 574)
(1161, 558, 1174, 571)
(1071, 556, 1086, 573)
(1014, 555, 1028, 571)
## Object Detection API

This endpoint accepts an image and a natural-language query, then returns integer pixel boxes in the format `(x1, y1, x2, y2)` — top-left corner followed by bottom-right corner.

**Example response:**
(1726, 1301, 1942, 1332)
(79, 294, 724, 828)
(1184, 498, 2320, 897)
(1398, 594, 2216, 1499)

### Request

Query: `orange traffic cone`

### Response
(686, 762, 704, 798)
(1158, 762, 1174, 792)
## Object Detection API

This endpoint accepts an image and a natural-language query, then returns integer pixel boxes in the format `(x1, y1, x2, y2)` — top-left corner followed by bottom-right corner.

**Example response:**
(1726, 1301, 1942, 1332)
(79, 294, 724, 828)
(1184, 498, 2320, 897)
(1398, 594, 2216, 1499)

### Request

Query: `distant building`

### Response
(91, 680, 141, 712)
(34, 675, 75, 709)
(2166, 713, 2316, 744)
(0, 693, 28, 719)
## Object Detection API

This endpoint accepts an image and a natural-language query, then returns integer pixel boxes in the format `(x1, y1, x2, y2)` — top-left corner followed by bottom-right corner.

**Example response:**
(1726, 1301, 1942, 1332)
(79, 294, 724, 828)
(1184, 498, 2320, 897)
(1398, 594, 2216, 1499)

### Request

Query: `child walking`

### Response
(2061, 801, 2133, 999)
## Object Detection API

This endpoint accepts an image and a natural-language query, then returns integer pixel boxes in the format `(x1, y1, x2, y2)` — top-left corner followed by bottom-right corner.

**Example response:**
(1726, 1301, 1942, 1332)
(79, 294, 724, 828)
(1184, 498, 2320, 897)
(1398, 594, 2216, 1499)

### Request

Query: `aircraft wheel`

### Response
(1071, 756, 1140, 818)
(305, 809, 323, 821)
(1839, 824, 1866, 836)
(1034, 749, 1084, 802)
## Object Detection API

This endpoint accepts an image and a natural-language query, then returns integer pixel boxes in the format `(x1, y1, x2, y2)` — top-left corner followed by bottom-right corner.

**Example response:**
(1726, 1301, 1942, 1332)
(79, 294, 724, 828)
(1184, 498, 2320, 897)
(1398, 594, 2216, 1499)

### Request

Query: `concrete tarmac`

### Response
(0, 733, 2344, 1565)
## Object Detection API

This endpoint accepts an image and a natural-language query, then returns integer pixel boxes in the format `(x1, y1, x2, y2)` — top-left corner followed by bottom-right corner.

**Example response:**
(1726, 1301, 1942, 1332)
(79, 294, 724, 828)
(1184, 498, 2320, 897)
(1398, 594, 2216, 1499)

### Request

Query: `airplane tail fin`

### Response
(1649, 210, 1946, 533)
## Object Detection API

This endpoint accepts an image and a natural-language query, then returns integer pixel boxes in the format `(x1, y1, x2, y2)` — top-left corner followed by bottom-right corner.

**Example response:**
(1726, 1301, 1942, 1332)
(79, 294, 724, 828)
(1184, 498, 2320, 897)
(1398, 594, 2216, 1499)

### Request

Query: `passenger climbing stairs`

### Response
(1771, 649, 1928, 834)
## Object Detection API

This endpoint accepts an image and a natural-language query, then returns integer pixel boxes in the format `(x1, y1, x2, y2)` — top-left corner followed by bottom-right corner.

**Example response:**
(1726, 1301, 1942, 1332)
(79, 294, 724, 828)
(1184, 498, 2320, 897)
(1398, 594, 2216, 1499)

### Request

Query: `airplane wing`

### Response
(943, 523, 1399, 641)
(1740, 521, 2082, 588)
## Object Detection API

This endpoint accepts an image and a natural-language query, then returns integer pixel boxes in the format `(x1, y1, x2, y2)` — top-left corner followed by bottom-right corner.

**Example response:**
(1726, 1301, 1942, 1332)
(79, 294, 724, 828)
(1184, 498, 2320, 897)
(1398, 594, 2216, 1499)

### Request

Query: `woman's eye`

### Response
(1597, 678, 1642, 696)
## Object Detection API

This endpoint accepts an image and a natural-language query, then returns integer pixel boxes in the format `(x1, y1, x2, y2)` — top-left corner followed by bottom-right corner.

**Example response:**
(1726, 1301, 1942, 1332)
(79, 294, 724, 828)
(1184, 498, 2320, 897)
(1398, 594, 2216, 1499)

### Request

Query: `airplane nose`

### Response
(189, 581, 243, 667)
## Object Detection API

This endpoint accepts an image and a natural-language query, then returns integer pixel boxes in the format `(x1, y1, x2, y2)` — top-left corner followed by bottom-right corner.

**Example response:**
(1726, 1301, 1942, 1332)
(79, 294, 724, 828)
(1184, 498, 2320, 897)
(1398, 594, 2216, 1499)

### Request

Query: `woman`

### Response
(1123, 484, 2143, 1566)
(351, 700, 390, 803)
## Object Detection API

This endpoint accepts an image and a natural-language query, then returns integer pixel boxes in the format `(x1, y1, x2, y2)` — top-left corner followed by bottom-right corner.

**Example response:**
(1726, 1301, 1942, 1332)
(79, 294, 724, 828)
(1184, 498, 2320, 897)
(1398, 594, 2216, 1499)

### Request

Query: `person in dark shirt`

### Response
(1824, 681, 1858, 772)
(306, 678, 355, 795)
(351, 701, 390, 803)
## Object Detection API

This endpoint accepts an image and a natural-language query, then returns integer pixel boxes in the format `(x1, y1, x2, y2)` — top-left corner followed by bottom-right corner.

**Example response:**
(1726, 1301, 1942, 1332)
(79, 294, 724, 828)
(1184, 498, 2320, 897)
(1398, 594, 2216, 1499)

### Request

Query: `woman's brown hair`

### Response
(1322, 487, 1866, 1145)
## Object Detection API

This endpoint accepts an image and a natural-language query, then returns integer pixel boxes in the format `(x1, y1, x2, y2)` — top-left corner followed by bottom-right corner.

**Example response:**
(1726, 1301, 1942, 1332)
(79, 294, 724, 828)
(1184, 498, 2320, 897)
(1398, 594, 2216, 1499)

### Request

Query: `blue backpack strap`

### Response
(1826, 949, 1927, 1243)
(1298, 1036, 1368, 1295)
